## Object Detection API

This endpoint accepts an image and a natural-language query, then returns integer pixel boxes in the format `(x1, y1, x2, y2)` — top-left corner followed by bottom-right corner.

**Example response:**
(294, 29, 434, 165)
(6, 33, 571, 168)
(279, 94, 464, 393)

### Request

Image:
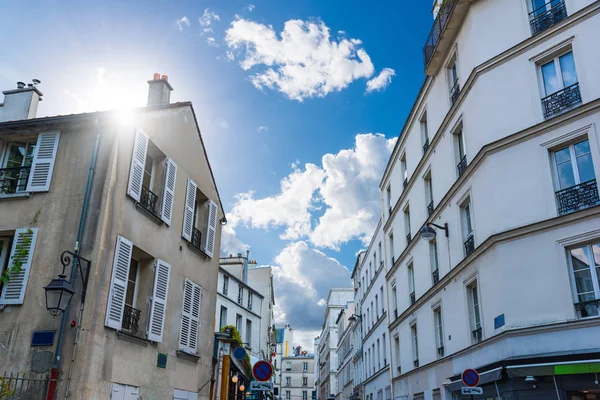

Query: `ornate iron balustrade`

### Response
(423, 0, 459, 69)
(529, 1, 567, 35)
(432, 269, 439, 285)
(422, 138, 430, 154)
(472, 327, 482, 343)
(457, 155, 467, 178)
(140, 185, 160, 217)
(406, 233, 412, 245)
(403, 178, 408, 189)
(556, 179, 599, 215)
(410, 291, 416, 305)
(427, 201, 434, 217)
(450, 80, 460, 106)
(574, 299, 600, 318)
(122, 304, 141, 334)
(542, 82, 581, 117)
(190, 227, 203, 251)
(0, 166, 31, 195)
(413, 359, 419, 368)
(464, 235, 475, 257)
(437, 346, 445, 358)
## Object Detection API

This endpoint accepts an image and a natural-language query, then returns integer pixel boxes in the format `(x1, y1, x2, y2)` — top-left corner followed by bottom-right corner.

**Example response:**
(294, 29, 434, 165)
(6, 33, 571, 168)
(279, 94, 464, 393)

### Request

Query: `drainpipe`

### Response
(214, 348, 225, 400)
(48, 120, 101, 400)
(244, 250, 249, 284)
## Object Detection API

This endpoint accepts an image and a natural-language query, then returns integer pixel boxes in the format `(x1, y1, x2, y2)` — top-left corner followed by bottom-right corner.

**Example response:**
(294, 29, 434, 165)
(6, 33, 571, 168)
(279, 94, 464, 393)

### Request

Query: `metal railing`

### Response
(529, 1, 567, 35)
(432, 269, 439, 285)
(190, 227, 203, 251)
(457, 155, 467, 178)
(450, 80, 460, 106)
(472, 327, 483, 343)
(423, 0, 459, 69)
(403, 178, 408, 190)
(410, 291, 416, 305)
(406, 233, 412, 246)
(394, 309, 398, 319)
(0, 372, 50, 400)
(556, 180, 599, 215)
(122, 304, 141, 334)
(140, 185, 160, 217)
(427, 201, 434, 217)
(464, 235, 475, 257)
(391, 256, 395, 265)
(574, 299, 600, 318)
(422, 138, 430, 154)
(542, 82, 581, 117)
(0, 166, 31, 195)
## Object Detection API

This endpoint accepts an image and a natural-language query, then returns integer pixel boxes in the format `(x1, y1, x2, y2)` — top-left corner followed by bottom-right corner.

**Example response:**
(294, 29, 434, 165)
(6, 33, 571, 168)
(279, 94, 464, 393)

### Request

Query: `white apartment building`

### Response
(335, 302, 355, 400)
(381, 0, 600, 399)
(317, 288, 354, 400)
(355, 221, 392, 400)
(350, 255, 365, 400)
(275, 325, 295, 397)
(247, 261, 276, 360)
(281, 355, 315, 400)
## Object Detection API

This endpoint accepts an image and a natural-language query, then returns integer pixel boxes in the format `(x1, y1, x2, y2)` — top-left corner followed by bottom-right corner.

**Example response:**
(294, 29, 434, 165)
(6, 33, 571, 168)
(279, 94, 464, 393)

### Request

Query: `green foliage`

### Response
(0, 209, 41, 285)
(220, 325, 252, 371)
(0, 377, 15, 399)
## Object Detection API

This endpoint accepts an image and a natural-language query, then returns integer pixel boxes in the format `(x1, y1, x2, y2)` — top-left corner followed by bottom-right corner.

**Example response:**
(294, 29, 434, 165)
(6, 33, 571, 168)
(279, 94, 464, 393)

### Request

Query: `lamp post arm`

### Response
(428, 223, 449, 237)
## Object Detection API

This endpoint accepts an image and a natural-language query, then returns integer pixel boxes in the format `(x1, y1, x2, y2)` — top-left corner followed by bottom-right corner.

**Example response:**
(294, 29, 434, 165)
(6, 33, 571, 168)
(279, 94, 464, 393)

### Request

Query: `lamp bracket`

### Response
(60, 250, 92, 301)
(427, 222, 449, 237)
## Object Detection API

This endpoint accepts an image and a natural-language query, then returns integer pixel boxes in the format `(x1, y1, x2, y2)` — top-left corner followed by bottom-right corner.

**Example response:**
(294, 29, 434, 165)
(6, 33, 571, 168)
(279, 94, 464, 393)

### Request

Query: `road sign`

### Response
(461, 387, 483, 395)
(462, 369, 480, 387)
(250, 382, 274, 391)
(233, 347, 247, 360)
(253, 360, 273, 382)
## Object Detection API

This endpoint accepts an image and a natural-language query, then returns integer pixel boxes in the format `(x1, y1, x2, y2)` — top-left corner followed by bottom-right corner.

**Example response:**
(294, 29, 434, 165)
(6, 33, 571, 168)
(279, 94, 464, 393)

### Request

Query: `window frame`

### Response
(433, 306, 444, 355)
(538, 49, 578, 98)
(430, 239, 439, 275)
(223, 275, 229, 295)
(551, 138, 594, 191)
(410, 323, 419, 364)
(567, 242, 600, 318)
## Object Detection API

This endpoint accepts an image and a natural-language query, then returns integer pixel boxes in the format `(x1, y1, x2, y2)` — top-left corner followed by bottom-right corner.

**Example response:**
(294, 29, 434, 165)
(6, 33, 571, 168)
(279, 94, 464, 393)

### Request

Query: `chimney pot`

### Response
(147, 74, 173, 106)
(161, 75, 168, 81)
(153, 73, 160, 80)
(17, 82, 25, 89)
(237, 253, 243, 257)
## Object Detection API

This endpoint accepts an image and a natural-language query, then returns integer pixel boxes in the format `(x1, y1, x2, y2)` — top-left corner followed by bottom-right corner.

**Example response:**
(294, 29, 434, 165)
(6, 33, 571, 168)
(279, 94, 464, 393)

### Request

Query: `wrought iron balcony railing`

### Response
(406, 233, 412, 246)
(457, 155, 467, 178)
(422, 138, 430, 154)
(574, 298, 600, 318)
(472, 326, 483, 343)
(0, 166, 31, 195)
(423, 0, 459, 69)
(464, 235, 475, 257)
(450, 80, 460, 106)
(556, 179, 599, 215)
(140, 185, 160, 217)
(410, 291, 416, 305)
(437, 346, 445, 358)
(122, 304, 141, 334)
(432, 269, 439, 285)
(190, 226, 203, 251)
(529, 1, 567, 35)
(542, 82, 581, 118)
(388, 206, 392, 217)
(397, 366, 401, 375)
(427, 201, 434, 217)
(403, 178, 408, 190)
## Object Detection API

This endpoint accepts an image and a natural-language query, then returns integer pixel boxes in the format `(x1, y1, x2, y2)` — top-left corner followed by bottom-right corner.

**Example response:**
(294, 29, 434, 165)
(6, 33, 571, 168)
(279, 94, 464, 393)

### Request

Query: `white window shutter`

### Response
(112, 383, 125, 400)
(147, 259, 171, 342)
(160, 158, 177, 225)
(125, 385, 140, 400)
(179, 279, 202, 353)
(0, 228, 38, 305)
(127, 128, 149, 202)
(105, 235, 133, 330)
(204, 200, 218, 258)
(27, 131, 60, 192)
(182, 178, 197, 241)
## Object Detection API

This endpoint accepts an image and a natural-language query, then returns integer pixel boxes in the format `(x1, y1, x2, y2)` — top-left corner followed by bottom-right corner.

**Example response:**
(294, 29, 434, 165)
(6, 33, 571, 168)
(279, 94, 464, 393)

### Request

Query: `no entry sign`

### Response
(253, 361, 273, 382)
(461, 369, 480, 387)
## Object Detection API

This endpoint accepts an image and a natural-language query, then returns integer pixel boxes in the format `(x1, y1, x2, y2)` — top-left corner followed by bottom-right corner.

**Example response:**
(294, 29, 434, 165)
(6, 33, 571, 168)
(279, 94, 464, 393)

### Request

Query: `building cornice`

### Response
(363, 365, 391, 385)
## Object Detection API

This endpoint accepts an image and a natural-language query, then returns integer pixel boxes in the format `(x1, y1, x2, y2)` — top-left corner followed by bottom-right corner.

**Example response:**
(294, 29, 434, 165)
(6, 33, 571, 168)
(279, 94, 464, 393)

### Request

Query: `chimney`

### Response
(147, 73, 173, 106)
(0, 80, 43, 122)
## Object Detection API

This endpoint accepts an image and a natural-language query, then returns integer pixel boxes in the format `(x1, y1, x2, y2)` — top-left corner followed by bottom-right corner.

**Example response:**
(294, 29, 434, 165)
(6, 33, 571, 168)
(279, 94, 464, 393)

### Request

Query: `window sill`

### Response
(116, 330, 150, 347)
(0, 192, 31, 200)
(187, 241, 209, 259)
(135, 202, 164, 225)
(176, 350, 200, 362)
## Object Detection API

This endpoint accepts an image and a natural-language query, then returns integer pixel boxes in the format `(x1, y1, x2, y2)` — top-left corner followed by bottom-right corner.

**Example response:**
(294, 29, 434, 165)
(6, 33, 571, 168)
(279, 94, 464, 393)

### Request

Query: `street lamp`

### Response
(347, 314, 362, 322)
(240, 384, 246, 392)
(419, 223, 449, 242)
(44, 251, 91, 316)
(232, 375, 239, 383)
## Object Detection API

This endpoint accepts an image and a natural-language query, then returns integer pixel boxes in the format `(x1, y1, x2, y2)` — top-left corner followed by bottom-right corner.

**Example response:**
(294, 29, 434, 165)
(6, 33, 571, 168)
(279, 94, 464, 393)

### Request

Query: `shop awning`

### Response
(507, 359, 600, 377)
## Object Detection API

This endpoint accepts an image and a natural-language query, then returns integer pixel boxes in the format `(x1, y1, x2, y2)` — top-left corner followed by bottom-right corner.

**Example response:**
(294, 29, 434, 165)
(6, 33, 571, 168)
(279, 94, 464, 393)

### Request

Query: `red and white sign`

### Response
(253, 361, 273, 382)
(461, 369, 480, 387)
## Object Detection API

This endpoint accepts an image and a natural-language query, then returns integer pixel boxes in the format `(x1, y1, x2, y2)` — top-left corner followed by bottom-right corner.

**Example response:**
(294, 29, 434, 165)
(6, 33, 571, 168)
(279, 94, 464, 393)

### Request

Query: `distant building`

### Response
(274, 324, 294, 397)
(335, 302, 355, 400)
(281, 355, 315, 400)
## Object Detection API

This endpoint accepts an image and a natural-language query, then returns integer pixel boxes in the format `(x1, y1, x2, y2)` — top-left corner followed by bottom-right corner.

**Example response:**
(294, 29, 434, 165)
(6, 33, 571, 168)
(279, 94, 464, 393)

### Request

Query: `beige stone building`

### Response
(281, 355, 315, 400)
(0, 75, 225, 399)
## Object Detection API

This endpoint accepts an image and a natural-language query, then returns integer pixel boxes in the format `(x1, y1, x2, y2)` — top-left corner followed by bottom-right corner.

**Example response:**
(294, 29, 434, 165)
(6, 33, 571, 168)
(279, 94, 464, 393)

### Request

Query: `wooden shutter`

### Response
(27, 131, 60, 192)
(0, 228, 38, 305)
(160, 158, 177, 225)
(105, 236, 133, 330)
(179, 278, 202, 353)
(204, 200, 218, 257)
(147, 259, 171, 342)
(127, 128, 149, 202)
(182, 178, 197, 241)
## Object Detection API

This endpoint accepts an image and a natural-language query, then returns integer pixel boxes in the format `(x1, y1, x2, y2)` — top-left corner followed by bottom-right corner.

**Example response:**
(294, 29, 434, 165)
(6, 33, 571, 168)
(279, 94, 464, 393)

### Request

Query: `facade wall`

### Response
(247, 264, 275, 359)
(281, 356, 315, 400)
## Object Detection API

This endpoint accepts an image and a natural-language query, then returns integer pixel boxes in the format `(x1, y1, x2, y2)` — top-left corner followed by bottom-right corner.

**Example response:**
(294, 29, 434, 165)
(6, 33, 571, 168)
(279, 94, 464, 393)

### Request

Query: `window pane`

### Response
(556, 159, 576, 189)
(6, 143, 26, 168)
(554, 147, 572, 163)
(576, 153, 595, 182)
(570, 247, 596, 301)
(594, 243, 600, 291)
(559, 52, 577, 87)
(574, 140, 590, 156)
(532, 0, 548, 14)
(24, 144, 36, 166)
(542, 60, 561, 95)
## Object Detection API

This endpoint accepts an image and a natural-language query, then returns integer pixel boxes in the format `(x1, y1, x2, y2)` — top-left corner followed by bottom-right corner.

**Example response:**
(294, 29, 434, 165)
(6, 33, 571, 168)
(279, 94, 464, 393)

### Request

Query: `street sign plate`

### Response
(461, 387, 483, 395)
(233, 346, 247, 360)
(250, 382, 274, 391)
(253, 360, 273, 382)
(462, 368, 480, 387)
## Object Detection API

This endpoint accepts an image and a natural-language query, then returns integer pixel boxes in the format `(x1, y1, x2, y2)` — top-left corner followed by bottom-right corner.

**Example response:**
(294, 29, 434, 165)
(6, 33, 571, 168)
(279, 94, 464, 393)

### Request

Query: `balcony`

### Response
(529, 1, 567, 36)
(472, 327, 482, 343)
(406, 233, 412, 246)
(542, 82, 581, 118)
(422, 138, 430, 154)
(575, 299, 600, 318)
(556, 180, 599, 215)
(437, 346, 445, 358)
(457, 155, 467, 178)
(139, 185, 161, 218)
(0, 166, 31, 195)
(122, 304, 141, 335)
(423, 0, 472, 75)
(450, 80, 460, 106)
(427, 201, 434, 217)
(190, 227, 203, 251)
(464, 235, 475, 257)
(432, 269, 439, 285)
(409, 291, 416, 305)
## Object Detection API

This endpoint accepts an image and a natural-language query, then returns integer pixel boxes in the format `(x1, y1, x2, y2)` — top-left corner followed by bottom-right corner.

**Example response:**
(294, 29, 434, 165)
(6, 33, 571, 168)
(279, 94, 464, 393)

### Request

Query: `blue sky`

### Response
(1, 0, 432, 348)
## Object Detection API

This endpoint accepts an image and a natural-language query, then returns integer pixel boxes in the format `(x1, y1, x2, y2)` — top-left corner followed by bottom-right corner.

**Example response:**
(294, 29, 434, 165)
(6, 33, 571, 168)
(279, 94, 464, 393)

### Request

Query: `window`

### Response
(430, 239, 439, 284)
(539, 50, 581, 117)
(461, 198, 474, 256)
(286, 391, 291, 400)
(391, 282, 398, 318)
(404, 206, 411, 245)
(552, 139, 598, 215)
(182, 177, 218, 257)
(400, 154, 408, 187)
(303, 362, 308, 371)
(0, 228, 39, 305)
(303, 391, 308, 400)
(382, 333, 387, 366)
(386, 185, 392, 214)
(374, 252, 377, 271)
(286, 361, 292, 370)
(380, 286, 385, 314)
(454, 127, 467, 177)
(434, 307, 444, 357)
(394, 336, 401, 375)
(372, 344, 376, 373)
(223, 276, 229, 295)
(420, 112, 429, 153)
(411, 324, 419, 367)
(389, 232, 395, 264)
(1, 140, 35, 194)
(408, 264, 415, 305)
(236, 314, 243, 332)
(303, 376, 308, 385)
(447, 54, 460, 105)
(286, 377, 291, 386)
(378, 242, 382, 267)
(247, 291, 253, 310)
(529, 0, 567, 35)
(377, 339, 381, 369)
(111, 383, 140, 400)
(371, 301, 374, 325)
(245, 319, 252, 347)
(238, 286, 243, 305)
(568, 242, 600, 318)
(375, 294, 379, 319)
(425, 172, 434, 215)
(369, 262, 372, 282)
(219, 306, 228, 330)
(468, 281, 482, 343)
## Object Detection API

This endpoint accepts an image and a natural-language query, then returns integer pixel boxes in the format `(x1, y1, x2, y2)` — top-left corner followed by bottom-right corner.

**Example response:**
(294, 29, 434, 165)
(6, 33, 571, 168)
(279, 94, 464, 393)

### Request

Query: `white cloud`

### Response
(220, 121, 229, 128)
(225, 18, 377, 101)
(199, 8, 220, 32)
(257, 125, 268, 133)
(207, 37, 219, 47)
(366, 67, 395, 93)
(177, 16, 190, 31)
(220, 224, 250, 256)
(247, 4, 255, 11)
(229, 133, 396, 249)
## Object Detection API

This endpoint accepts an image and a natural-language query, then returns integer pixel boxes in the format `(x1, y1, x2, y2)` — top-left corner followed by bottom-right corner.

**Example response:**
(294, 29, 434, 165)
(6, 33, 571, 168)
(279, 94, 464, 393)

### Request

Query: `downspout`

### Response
(49, 120, 101, 400)
(214, 348, 224, 400)
(244, 250, 249, 284)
